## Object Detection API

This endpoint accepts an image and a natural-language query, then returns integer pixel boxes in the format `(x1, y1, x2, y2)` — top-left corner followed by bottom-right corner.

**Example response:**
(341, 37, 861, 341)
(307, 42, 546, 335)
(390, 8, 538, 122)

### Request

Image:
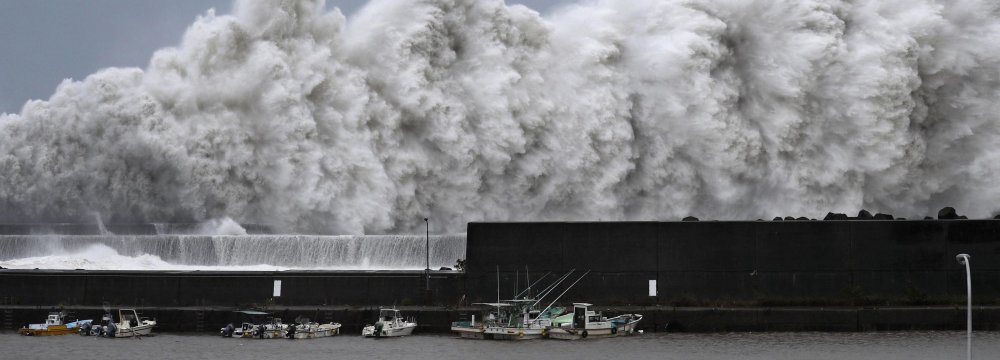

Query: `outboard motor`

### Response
(79, 322, 92, 336)
(286, 323, 296, 339)
(105, 322, 117, 338)
(222, 323, 234, 337)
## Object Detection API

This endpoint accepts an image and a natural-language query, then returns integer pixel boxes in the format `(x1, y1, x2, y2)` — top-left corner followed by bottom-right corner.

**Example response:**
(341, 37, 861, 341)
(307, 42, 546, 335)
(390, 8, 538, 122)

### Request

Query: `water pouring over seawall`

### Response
(0, 234, 466, 271)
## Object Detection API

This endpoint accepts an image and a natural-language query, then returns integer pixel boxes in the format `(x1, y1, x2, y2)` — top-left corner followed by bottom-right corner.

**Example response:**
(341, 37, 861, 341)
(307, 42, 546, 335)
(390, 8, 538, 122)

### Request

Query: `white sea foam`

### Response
(195, 217, 248, 236)
(0, 234, 466, 270)
(0, 243, 287, 271)
(2, 0, 1000, 234)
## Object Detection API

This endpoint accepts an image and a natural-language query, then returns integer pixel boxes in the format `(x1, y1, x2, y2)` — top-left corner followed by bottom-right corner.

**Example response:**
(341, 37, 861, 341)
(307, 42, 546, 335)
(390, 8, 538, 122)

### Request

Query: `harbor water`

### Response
(2, 331, 998, 360)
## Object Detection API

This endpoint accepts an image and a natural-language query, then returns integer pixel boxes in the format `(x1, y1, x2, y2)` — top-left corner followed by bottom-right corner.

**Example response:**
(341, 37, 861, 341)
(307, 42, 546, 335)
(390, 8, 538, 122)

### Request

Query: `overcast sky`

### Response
(0, 0, 575, 114)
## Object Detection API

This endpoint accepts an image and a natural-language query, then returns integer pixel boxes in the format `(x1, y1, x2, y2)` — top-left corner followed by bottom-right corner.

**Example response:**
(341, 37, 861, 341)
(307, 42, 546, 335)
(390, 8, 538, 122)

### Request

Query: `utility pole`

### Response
(424, 217, 430, 291)
(956, 253, 972, 360)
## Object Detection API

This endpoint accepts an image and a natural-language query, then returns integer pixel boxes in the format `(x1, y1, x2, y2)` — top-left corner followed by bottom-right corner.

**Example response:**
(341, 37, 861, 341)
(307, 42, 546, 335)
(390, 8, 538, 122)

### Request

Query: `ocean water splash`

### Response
(0, 234, 467, 270)
(2, 0, 999, 234)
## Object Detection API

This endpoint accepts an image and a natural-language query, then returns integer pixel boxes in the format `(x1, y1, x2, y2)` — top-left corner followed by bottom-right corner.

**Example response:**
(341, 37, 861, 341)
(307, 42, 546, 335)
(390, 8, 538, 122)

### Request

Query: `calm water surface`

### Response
(3, 331, 998, 360)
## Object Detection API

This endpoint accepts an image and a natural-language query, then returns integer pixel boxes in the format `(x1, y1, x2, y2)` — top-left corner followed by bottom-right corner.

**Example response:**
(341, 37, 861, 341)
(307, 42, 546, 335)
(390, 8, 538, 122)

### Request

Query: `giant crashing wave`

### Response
(1, 0, 999, 234)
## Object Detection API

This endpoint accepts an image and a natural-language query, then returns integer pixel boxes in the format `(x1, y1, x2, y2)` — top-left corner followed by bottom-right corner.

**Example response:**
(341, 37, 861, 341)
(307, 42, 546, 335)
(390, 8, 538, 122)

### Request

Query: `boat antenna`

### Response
(525, 266, 530, 299)
(533, 270, 575, 304)
(496, 265, 501, 309)
(526, 270, 575, 308)
(513, 271, 551, 300)
(533, 270, 574, 303)
(514, 269, 519, 298)
(530, 270, 591, 324)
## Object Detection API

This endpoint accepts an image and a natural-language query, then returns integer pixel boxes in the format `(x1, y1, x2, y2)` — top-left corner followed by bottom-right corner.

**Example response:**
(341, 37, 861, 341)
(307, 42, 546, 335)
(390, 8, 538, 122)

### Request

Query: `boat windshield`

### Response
(379, 310, 399, 321)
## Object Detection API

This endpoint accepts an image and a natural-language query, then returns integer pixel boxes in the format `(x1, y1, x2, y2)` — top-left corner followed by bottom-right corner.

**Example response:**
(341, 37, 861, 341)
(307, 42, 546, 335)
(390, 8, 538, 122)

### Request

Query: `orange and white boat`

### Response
(18, 311, 92, 336)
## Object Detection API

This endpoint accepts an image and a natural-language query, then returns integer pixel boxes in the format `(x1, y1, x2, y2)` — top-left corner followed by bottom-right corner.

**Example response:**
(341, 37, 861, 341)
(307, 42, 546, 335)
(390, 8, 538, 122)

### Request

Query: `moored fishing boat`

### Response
(221, 310, 277, 338)
(18, 311, 92, 336)
(451, 303, 511, 339)
(362, 308, 417, 338)
(110, 309, 156, 338)
(547, 303, 642, 340)
(477, 268, 583, 341)
(291, 318, 342, 339)
(87, 308, 156, 338)
(482, 300, 564, 340)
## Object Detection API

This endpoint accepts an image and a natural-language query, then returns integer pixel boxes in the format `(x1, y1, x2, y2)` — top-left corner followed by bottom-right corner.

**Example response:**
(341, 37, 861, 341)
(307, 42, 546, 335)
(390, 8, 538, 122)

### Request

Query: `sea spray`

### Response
(0, 234, 467, 270)
(1, 0, 999, 233)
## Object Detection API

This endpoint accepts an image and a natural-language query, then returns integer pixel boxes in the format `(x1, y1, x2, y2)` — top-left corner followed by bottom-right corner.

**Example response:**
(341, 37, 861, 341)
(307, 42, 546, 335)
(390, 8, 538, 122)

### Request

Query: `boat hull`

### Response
(19, 325, 76, 336)
(257, 329, 286, 339)
(483, 327, 545, 340)
(362, 324, 416, 338)
(293, 324, 341, 339)
(451, 326, 487, 339)
(547, 317, 641, 340)
(114, 323, 155, 338)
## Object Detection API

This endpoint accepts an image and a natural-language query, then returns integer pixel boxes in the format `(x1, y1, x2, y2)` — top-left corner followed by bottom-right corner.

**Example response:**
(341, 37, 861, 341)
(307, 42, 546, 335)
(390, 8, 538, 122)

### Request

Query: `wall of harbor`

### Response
(2, 219, 1000, 332)
(0, 270, 461, 307)
(464, 220, 1000, 306)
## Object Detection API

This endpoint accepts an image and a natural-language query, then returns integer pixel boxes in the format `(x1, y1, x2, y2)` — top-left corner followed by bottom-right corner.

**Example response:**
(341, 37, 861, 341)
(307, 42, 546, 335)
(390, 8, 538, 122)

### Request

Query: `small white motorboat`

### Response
(221, 310, 279, 338)
(547, 303, 642, 340)
(290, 317, 342, 339)
(362, 308, 417, 338)
(91, 309, 156, 338)
(248, 317, 289, 339)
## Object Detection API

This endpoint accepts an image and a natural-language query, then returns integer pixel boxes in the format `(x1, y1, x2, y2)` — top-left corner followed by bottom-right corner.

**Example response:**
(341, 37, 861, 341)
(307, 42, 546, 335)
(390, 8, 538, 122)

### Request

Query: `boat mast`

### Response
(514, 269, 518, 298)
(496, 265, 501, 317)
(530, 270, 591, 324)
(530, 270, 576, 308)
(525, 266, 530, 299)
(513, 272, 551, 300)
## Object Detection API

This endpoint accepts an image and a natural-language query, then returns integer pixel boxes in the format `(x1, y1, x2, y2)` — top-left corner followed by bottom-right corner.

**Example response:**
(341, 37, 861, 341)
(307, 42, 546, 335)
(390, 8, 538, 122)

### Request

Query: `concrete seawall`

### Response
(0, 270, 462, 307)
(3, 220, 1000, 332)
(465, 220, 1000, 305)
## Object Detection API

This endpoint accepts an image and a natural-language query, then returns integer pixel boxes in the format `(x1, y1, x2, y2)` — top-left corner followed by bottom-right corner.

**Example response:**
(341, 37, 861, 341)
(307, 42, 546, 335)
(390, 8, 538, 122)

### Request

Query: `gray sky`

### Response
(0, 0, 575, 114)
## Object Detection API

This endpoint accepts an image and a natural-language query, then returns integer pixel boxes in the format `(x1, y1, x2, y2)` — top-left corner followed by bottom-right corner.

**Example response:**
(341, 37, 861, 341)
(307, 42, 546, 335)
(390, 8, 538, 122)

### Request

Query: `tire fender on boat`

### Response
(581, 330, 588, 339)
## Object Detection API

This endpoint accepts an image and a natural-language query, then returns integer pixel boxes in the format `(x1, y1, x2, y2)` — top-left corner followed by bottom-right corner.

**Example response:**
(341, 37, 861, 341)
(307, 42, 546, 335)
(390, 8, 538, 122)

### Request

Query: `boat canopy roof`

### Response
(235, 310, 270, 315)
(573, 303, 593, 307)
(471, 302, 513, 307)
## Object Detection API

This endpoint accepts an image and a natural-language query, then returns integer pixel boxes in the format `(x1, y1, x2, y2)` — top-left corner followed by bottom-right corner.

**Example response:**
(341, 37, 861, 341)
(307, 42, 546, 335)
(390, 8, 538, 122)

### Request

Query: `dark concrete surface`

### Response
(3, 220, 1000, 332)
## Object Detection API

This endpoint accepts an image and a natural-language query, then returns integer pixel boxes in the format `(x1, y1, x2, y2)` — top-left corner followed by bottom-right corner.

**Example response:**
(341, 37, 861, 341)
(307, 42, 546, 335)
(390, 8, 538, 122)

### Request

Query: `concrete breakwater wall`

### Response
(0, 270, 461, 307)
(465, 220, 1000, 305)
(2, 220, 1000, 332)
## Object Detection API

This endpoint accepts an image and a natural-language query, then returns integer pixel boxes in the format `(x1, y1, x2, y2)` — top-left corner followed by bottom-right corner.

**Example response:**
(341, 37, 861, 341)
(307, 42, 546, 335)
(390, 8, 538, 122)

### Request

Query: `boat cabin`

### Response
(467, 302, 513, 327)
(378, 309, 401, 322)
(571, 303, 606, 328)
(45, 312, 65, 326)
(118, 309, 141, 328)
